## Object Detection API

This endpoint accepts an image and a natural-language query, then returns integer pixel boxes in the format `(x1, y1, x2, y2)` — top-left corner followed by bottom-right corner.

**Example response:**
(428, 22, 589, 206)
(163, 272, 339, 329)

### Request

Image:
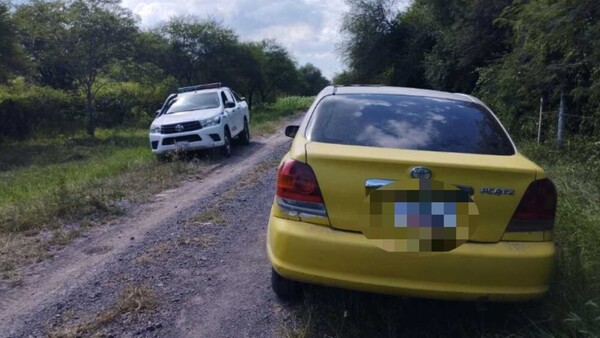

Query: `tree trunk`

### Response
(86, 85, 95, 137)
(557, 90, 565, 150)
(247, 83, 257, 111)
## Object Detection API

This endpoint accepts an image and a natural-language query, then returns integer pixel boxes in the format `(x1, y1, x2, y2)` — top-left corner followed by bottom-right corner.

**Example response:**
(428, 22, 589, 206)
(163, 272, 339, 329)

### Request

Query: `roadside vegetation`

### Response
(337, 0, 600, 141)
(252, 96, 314, 135)
(0, 96, 313, 281)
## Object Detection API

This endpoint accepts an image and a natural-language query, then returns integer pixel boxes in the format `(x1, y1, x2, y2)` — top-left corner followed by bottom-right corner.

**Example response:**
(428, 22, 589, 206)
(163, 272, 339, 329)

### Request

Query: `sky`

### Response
(120, 0, 351, 80)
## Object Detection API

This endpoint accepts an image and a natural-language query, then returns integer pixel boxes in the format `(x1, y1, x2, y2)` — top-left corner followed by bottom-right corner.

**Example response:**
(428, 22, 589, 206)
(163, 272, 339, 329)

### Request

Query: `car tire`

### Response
(271, 268, 302, 301)
(221, 128, 232, 157)
(239, 118, 250, 145)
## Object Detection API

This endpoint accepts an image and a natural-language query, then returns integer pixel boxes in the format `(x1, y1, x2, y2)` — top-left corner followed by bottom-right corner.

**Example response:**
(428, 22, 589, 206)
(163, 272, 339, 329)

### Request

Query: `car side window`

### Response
(220, 91, 228, 106)
(224, 90, 235, 106)
(232, 91, 242, 102)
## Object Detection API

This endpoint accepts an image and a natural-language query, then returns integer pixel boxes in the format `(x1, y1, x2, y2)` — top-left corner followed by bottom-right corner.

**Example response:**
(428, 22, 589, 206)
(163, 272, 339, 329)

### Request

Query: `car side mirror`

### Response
(155, 109, 161, 116)
(224, 101, 235, 108)
(240, 97, 246, 101)
(285, 125, 300, 138)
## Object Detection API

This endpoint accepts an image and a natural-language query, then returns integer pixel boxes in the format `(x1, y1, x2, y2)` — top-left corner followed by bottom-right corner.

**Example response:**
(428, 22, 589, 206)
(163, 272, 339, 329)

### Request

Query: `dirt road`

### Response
(0, 121, 300, 337)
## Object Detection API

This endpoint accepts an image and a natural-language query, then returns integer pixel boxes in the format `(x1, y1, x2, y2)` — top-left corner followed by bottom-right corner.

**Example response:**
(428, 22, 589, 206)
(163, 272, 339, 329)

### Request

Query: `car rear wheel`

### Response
(239, 118, 250, 145)
(221, 128, 232, 157)
(271, 268, 302, 300)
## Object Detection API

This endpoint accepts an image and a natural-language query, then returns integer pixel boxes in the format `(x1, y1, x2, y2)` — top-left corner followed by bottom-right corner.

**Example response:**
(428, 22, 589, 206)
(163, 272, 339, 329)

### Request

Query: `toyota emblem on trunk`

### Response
(175, 124, 184, 132)
(410, 166, 432, 179)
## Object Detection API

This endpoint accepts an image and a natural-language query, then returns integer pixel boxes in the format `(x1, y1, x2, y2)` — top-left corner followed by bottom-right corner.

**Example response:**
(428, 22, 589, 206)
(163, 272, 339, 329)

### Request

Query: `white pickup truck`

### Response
(149, 83, 250, 158)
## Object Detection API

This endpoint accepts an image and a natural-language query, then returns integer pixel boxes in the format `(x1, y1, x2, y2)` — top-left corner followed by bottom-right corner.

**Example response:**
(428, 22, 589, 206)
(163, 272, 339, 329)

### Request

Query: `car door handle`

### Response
(365, 179, 395, 189)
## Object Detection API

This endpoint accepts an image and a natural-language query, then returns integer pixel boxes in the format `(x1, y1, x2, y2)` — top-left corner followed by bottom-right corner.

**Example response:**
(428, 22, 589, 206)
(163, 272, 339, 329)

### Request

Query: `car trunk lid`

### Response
(305, 142, 539, 242)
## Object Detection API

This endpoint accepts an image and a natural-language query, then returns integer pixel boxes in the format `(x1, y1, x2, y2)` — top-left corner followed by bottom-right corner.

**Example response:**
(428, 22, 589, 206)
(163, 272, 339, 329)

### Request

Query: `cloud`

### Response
(121, 0, 349, 79)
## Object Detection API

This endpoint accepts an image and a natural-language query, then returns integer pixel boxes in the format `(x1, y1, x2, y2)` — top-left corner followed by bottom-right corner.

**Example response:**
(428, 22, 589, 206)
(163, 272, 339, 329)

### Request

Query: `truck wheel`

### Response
(239, 118, 250, 145)
(221, 129, 232, 157)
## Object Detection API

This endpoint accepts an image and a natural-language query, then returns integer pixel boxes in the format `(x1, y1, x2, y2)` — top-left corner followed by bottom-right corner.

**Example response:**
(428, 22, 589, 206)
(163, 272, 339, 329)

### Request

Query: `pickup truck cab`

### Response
(149, 83, 250, 158)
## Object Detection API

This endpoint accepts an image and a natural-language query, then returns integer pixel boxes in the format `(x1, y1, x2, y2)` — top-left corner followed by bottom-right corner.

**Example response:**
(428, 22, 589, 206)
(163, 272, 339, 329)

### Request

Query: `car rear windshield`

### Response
(306, 94, 515, 155)
(166, 92, 220, 114)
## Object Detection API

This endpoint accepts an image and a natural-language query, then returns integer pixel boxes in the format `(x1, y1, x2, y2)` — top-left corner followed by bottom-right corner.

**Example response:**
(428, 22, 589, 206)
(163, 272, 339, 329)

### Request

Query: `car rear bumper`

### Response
(149, 125, 224, 154)
(267, 214, 555, 302)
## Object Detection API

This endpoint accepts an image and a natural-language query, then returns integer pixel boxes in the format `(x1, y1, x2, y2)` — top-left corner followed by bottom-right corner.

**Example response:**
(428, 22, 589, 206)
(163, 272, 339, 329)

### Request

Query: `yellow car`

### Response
(267, 85, 556, 302)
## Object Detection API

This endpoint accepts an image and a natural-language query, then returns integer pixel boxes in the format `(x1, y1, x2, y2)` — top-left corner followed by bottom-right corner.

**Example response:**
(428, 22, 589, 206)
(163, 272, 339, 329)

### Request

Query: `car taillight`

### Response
(506, 179, 557, 232)
(276, 160, 327, 216)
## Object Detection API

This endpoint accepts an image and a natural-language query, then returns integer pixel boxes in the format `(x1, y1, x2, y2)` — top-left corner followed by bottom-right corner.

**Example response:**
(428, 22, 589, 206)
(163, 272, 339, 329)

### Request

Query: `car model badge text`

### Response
(480, 187, 515, 196)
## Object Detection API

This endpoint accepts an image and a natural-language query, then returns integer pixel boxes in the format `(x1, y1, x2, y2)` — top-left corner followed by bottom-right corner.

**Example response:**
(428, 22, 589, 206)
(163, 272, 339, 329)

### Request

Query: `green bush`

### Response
(95, 78, 176, 128)
(0, 77, 179, 141)
(0, 78, 84, 140)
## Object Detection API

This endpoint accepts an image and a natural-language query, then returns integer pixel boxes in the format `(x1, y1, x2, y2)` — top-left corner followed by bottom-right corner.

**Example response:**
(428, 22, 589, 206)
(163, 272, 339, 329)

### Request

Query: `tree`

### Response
(298, 63, 330, 95)
(160, 16, 239, 86)
(13, 0, 74, 88)
(259, 40, 301, 102)
(228, 41, 266, 109)
(340, 0, 399, 83)
(332, 70, 358, 85)
(159, 18, 308, 106)
(476, 0, 600, 136)
(421, 0, 513, 92)
(0, 1, 27, 83)
(67, 0, 138, 136)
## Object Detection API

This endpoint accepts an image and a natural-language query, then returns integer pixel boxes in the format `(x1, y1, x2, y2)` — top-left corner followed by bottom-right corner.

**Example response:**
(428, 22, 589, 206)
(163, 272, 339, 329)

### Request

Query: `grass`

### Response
(285, 138, 600, 337)
(0, 128, 193, 233)
(0, 128, 196, 282)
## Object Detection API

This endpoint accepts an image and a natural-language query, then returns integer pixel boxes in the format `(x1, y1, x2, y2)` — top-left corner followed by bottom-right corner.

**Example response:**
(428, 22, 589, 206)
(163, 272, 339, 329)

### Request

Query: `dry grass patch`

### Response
(191, 209, 226, 225)
(48, 284, 158, 338)
(1, 228, 87, 282)
(177, 234, 216, 248)
(48, 229, 81, 247)
(133, 254, 152, 265)
(0, 233, 53, 282)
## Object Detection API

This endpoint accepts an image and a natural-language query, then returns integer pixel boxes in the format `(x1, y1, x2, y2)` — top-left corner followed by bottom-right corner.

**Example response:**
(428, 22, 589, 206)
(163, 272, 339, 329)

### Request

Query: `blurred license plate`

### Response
(175, 141, 189, 149)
